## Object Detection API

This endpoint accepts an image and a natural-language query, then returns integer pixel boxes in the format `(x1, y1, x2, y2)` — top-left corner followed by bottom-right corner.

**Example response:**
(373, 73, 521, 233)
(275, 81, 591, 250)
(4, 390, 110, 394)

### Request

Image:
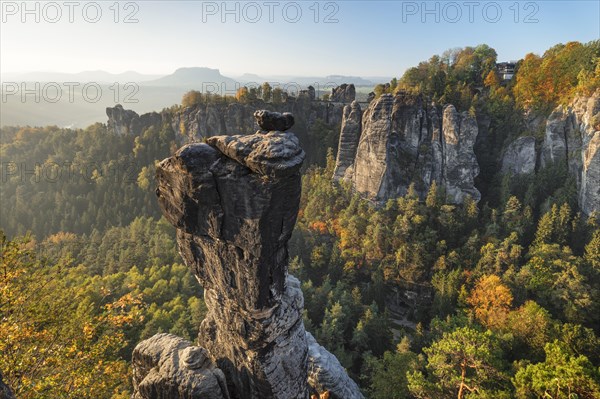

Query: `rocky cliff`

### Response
(499, 92, 600, 214)
(106, 96, 344, 169)
(541, 93, 600, 215)
(333, 101, 362, 180)
(334, 93, 480, 203)
(133, 111, 363, 399)
(106, 104, 163, 136)
(441, 104, 480, 202)
(330, 84, 356, 103)
(106, 96, 344, 145)
(500, 136, 536, 175)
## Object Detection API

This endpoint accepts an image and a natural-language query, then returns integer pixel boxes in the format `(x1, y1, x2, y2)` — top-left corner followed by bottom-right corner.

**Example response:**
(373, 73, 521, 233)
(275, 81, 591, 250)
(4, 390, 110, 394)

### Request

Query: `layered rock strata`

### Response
(106, 97, 345, 144)
(306, 332, 364, 399)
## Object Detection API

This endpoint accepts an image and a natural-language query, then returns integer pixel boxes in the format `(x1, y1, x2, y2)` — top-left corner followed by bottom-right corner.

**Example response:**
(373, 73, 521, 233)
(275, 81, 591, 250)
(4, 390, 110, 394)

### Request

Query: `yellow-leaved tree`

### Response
(0, 232, 143, 399)
(468, 274, 513, 330)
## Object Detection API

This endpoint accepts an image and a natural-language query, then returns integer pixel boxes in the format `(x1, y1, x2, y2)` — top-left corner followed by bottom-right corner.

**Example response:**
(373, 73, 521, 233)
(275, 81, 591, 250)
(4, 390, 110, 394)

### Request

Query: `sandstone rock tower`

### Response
(132, 111, 363, 399)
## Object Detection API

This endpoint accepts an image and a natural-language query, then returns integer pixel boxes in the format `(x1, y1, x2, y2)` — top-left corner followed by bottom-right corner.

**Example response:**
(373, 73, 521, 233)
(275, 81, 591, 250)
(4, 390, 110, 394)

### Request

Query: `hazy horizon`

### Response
(2, 1, 598, 78)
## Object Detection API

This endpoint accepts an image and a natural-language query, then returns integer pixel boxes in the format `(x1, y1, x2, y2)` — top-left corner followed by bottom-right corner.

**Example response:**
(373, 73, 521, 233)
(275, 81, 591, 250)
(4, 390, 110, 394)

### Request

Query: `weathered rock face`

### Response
(501, 136, 536, 175)
(337, 93, 480, 203)
(582, 131, 600, 216)
(349, 93, 397, 199)
(132, 333, 230, 399)
(330, 84, 356, 103)
(333, 101, 362, 180)
(254, 110, 294, 132)
(155, 132, 307, 398)
(105, 104, 162, 136)
(441, 105, 481, 203)
(307, 86, 316, 101)
(143, 113, 364, 399)
(541, 105, 575, 169)
(306, 333, 363, 399)
(541, 92, 600, 214)
(0, 373, 15, 399)
(106, 98, 345, 146)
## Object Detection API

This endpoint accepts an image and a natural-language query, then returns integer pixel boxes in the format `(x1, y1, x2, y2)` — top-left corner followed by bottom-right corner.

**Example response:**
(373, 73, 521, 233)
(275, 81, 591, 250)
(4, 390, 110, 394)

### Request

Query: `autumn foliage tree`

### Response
(0, 233, 143, 399)
(235, 86, 249, 103)
(181, 90, 203, 107)
(514, 40, 600, 112)
(468, 274, 513, 329)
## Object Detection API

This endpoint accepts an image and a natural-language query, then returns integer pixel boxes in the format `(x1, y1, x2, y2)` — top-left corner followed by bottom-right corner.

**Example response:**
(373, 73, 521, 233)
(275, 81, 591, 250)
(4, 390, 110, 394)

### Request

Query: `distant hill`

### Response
(0, 66, 383, 127)
(143, 67, 239, 90)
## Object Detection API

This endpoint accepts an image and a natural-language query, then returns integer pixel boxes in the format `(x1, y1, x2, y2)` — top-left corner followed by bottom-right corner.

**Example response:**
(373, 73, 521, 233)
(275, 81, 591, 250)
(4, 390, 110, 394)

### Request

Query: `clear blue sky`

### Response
(1, 0, 599, 78)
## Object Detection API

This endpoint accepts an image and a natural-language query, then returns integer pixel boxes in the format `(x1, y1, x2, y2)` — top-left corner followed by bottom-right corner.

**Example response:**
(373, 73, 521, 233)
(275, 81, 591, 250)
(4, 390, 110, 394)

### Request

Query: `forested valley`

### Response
(1, 40, 600, 398)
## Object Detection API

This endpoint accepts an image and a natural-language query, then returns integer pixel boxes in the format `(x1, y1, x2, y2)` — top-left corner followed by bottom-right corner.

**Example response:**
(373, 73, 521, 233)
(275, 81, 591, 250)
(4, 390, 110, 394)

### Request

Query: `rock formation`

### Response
(335, 93, 480, 203)
(306, 333, 363, 399)
(330, 84, 356, 103)
(254, 110, 294, 132)
(132, 333, 230, 399)
(500, 136, 536, 175)
(496, 92, 600, 214)
(441, 104, 481, 202)
(540, 92, 600, 214)
(333, 101, 362, 180)
(299, 86, 316, 101)
(133, 111, 363, 399)
(105, 104, 162, 136)
(106, 97, 345, 145)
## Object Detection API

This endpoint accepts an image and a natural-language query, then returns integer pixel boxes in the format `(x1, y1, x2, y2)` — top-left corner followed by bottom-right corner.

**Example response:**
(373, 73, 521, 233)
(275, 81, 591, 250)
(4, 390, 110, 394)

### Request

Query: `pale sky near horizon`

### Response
(1, 0, 599, 78)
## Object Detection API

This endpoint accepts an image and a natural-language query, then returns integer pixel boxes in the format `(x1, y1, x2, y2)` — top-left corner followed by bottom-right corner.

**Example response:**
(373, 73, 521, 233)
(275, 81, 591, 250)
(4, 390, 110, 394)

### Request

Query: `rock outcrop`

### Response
(500, 136, 536, 175)
(330, 84, 356, 103)
(106, 97, 345, 145)
(134, 111, 364, 399)
(254, 110, 294, 132)
(105, 104, 162, 136)
(333, 101, 362, 180)
(336, 93, 480, 203)
(155, 131, 307, 398)
(132, 333, 230, 399)
(441, 105, 480, 202)
(306, 333, 364, 399)
(582, 130, 600, 215)
(541, 93, 600, 214)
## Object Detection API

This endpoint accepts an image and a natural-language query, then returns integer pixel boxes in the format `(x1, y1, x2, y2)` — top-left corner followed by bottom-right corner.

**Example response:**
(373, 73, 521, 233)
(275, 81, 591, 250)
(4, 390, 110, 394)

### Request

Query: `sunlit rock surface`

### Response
(336, 93, 480, 203)
(132, 333, 230, 399)
(541, 92, 600, 214)
(501, 136, 536, 175)
(132, 111, 363, 399)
